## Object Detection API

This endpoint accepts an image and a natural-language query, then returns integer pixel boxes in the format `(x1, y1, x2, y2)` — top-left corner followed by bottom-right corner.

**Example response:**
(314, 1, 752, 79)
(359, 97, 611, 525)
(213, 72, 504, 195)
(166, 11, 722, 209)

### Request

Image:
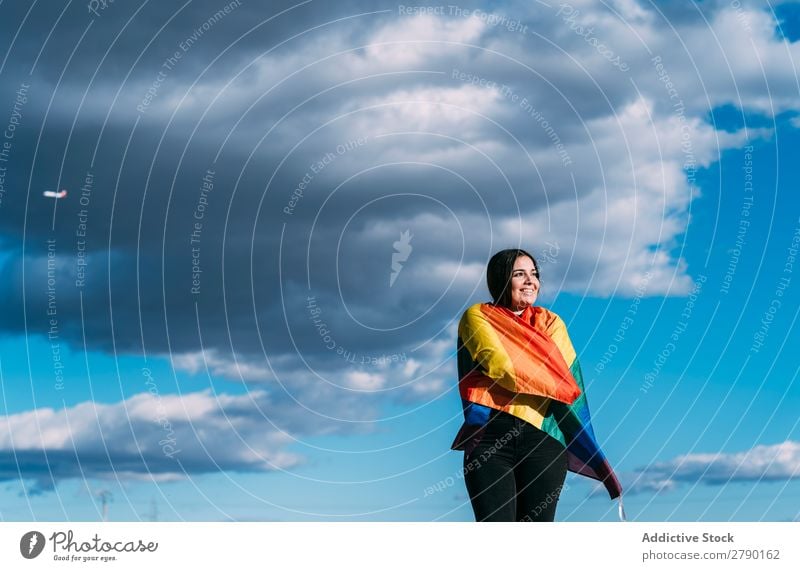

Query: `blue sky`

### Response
(1, 0, 799, 522)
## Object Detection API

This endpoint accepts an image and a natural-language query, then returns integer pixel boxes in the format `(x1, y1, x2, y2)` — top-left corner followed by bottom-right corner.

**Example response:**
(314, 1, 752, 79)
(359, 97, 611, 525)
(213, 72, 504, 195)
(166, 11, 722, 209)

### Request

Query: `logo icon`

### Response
(390, 229, 413, 287)
(20, 531, 46, 559)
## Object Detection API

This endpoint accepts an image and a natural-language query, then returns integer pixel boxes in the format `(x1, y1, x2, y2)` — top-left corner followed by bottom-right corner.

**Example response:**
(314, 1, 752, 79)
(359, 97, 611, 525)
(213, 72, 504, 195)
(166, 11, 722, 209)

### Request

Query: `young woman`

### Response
(451, 248, 622, 521)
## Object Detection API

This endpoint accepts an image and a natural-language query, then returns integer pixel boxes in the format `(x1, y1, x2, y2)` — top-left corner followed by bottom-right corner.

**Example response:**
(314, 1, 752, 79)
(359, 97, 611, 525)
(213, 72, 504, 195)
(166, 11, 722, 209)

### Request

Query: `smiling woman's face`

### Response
(509, 255, 540, 310)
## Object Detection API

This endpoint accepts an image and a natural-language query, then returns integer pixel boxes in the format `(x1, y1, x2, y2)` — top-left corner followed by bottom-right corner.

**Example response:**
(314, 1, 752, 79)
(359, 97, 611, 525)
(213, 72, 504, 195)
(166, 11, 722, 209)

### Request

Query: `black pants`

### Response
(463, 409, 567, 522)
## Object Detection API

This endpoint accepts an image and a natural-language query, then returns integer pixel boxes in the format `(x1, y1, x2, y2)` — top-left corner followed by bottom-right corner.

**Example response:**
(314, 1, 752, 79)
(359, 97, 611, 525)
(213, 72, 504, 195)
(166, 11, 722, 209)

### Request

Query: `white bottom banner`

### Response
(2, 522, 798, 570)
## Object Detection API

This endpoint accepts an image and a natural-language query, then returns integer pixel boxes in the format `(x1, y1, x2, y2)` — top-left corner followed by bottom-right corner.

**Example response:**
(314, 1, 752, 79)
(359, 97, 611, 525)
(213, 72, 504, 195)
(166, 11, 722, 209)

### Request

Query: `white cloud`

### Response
(0, 389, 304, 494)
(520, 97, 769, 295)
(626, 440, 800, 495)
(345, 370, 387, 390)
(366, 13, 486, 67)
(170, 327, 458, 405)
(171, 349, 274, 381)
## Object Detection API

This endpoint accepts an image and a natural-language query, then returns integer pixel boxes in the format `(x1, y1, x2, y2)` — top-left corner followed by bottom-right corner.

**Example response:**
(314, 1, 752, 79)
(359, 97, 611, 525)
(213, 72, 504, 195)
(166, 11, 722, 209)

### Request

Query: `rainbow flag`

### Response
(451, 303, 622, 500)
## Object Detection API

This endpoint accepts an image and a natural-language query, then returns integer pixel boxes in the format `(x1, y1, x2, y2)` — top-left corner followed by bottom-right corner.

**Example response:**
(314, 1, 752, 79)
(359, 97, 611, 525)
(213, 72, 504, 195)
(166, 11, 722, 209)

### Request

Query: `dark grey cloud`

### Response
(0, 0, 794, 400)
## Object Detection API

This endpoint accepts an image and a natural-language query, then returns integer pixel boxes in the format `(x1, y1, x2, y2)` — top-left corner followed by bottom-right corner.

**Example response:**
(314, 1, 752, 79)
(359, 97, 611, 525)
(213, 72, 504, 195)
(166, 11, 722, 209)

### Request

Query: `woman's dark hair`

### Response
(486, 248, 539, 308)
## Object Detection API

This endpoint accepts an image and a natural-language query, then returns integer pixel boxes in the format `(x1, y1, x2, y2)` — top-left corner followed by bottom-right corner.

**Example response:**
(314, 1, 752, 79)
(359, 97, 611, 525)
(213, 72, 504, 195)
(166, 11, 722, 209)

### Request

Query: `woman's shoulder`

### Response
(531, 305, 563, 325)
(461, 301, 494, 314)
(532, 306, 576, 358)
(459, 302, 490, 323)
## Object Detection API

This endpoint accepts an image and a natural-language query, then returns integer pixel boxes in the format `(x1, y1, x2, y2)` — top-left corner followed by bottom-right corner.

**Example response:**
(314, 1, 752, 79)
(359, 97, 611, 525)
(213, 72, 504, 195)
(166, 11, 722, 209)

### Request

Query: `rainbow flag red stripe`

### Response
(451, 303, 622, 500)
